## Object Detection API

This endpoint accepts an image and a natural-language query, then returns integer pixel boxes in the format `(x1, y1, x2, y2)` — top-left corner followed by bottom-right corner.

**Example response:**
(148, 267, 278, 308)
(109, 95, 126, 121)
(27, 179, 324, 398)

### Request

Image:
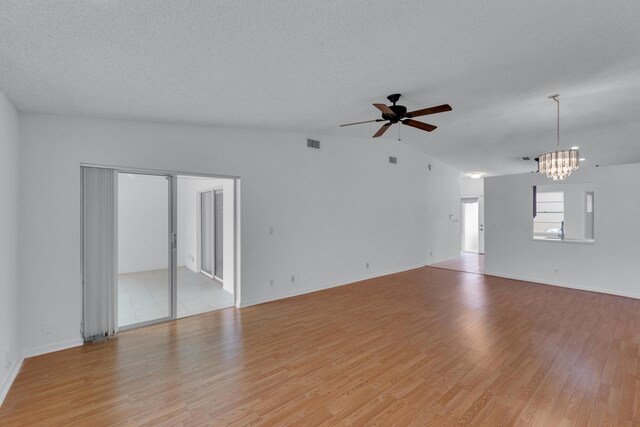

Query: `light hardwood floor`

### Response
(431, 252, 485, 275)
(1, 267, 639, 425)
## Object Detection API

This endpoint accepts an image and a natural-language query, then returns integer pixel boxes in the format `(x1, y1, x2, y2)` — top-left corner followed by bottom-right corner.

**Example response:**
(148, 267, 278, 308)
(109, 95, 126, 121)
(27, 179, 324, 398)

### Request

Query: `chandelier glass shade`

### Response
(538, 148, 579, 180)
(538, 94, 579, 180)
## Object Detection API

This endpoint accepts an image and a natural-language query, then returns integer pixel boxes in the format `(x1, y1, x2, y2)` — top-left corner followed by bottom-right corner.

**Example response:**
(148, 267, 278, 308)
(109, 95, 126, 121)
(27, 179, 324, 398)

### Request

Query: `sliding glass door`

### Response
(117, 172, 174, 329)
(83, 166, 237, 337)
(200, 190, 214, 277)
(199, 188, 223, 280)
(214, 189, 224, 280)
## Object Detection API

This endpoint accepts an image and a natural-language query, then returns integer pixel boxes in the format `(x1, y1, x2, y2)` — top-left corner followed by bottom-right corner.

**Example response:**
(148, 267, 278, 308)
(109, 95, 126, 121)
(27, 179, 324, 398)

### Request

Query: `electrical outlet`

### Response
(291, 275, 295, 283)
(429, 251, 433, 257)
(270, 279, 274, 287)
(366, 262, 370, 269)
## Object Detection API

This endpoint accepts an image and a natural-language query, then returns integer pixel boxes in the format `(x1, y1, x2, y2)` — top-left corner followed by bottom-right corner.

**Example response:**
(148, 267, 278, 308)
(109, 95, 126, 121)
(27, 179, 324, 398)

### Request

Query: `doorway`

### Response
(177, 176, 234, 319)
(461, 197, 484, 254)
(82, 165, 239, 336)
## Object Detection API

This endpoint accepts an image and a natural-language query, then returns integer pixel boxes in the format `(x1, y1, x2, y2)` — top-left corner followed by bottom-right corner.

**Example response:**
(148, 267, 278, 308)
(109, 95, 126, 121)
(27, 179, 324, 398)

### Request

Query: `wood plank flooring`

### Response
(431, 252, 485, 275)
(2, 266, 640, 425)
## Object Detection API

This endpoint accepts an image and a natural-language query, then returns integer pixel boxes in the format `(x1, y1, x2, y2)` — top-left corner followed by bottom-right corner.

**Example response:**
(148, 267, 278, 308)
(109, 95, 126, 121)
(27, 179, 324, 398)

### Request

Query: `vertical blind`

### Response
(82, 167, 118, 342)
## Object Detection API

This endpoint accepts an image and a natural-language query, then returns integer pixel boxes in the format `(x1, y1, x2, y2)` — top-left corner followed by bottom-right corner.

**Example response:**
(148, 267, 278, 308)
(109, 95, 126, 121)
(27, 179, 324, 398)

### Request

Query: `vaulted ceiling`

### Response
(1, 1, 639, 175)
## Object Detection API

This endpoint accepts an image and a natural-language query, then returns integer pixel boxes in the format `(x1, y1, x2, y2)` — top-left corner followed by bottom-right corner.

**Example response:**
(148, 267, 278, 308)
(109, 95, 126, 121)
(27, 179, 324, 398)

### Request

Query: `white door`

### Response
(478, 196, 485, 254)
(462, 199, 479, 253)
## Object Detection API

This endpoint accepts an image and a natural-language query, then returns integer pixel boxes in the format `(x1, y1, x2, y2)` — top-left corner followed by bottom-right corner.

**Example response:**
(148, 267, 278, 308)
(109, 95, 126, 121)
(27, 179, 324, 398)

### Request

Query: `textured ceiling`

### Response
(1, 1, 639, 175)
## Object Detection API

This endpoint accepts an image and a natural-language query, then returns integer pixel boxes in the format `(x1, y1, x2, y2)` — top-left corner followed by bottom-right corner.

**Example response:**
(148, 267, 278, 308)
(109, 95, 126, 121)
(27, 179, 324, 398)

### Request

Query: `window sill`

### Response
(532, 237, 595, 245)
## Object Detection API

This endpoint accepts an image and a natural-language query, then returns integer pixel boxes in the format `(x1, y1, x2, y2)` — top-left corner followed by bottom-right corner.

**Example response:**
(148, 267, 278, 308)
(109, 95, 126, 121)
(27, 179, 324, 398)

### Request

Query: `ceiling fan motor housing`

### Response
(383, 105, 407, 122)
(387, 93, 402, 104)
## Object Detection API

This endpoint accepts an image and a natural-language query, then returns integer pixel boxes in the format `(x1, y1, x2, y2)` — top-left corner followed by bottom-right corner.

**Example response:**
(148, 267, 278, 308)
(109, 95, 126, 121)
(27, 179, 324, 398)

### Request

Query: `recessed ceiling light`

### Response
(571, 146, 580, 150)
(579, 158, 586, 161)
(468, 172, 484, 179)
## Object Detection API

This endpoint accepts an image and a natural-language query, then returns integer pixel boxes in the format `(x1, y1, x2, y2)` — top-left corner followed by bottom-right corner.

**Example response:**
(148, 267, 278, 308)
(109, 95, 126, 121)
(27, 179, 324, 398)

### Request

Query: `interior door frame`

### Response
(461, 197, 480, 254)
(80, 163, 241, 332)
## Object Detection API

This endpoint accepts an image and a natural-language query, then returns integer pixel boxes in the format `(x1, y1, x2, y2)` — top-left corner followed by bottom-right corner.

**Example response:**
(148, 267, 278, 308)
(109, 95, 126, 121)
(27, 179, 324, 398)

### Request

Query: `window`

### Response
(533, 191, 564, 238)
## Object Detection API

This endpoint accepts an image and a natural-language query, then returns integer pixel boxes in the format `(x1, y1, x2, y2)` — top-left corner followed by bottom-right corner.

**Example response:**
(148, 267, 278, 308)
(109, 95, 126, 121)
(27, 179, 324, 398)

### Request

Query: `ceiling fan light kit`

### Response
(537, 94, 580, 180)
(340, 94, 452, 138)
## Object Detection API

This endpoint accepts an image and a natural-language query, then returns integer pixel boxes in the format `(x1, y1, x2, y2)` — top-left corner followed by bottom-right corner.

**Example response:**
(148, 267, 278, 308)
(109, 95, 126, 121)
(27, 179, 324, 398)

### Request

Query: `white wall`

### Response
(118, 173, 169, 274)
(485, 164, 640, 298)
(177, 176, 235, 294)
(460, 176, 484, 197)
(0, 90, 21, 403)
(17, 113, 461, 353)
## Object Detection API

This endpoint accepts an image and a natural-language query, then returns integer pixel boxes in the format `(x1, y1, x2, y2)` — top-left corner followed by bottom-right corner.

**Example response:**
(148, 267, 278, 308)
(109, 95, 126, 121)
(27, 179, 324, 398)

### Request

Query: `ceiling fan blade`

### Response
(406, 104, 452, 118)
(340, 119, 384, 127)
(373, 123, 392, 138)
(373, 103, 396, 117)
(402, 119, 437, 132)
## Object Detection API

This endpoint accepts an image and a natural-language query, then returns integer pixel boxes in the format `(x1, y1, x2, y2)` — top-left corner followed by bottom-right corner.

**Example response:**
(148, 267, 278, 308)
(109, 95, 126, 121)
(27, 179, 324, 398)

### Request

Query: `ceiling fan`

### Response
(340, 94, 452, 138)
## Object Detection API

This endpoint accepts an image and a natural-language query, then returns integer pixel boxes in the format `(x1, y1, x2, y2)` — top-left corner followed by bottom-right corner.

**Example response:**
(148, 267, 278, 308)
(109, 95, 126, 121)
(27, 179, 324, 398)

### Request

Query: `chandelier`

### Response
(537, 94, 579, 180)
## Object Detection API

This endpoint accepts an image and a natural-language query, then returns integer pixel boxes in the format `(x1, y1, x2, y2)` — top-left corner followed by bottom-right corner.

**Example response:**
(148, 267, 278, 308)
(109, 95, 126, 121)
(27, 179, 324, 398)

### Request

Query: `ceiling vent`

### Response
(307, 139, 320, 149)
(520, 156, 532, 162)
(389, 156, 398, 164)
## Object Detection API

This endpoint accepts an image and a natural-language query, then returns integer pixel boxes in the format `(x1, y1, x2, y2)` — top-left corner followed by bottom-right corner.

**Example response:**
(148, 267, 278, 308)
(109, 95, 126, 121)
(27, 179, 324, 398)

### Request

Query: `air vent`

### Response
(307, 139, 320, 149)
(520, 156, 532, 162)
(389, 156, 398, 164)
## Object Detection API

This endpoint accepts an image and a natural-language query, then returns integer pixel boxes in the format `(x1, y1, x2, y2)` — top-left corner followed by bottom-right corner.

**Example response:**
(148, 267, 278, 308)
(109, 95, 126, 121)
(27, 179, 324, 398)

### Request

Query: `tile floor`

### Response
(118, 267, 234, 327)
(430, 252, 485, 274)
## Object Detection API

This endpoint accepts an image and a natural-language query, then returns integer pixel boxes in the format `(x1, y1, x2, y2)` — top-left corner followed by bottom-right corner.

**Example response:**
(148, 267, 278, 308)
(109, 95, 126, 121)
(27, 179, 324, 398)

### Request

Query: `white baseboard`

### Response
(239, 264, 425, 308)
(1, 338, 85, 406)
(484, 270, 640, 301)
(21, 337, 84, 359)
(0, 355, 24, 406)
